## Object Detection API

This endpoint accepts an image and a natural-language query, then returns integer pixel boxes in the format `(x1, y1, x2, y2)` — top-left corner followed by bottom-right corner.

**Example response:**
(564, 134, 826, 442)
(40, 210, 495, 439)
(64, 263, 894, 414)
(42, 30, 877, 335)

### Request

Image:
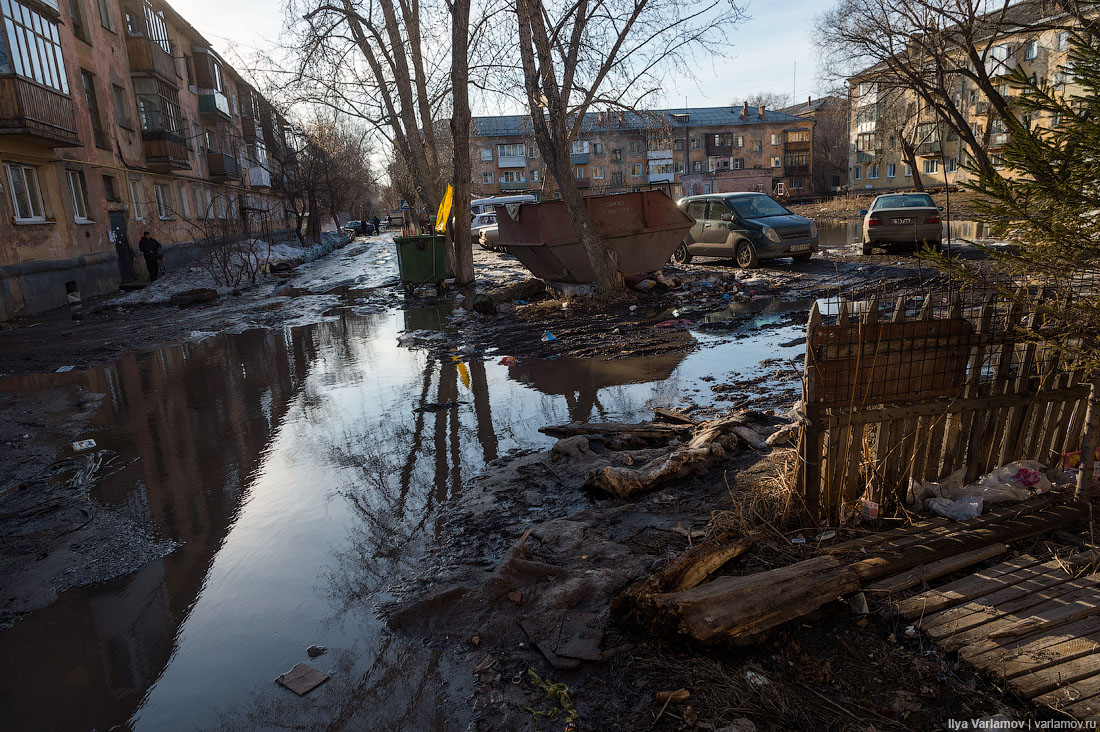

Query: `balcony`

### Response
(207, 151, 240, 180)
(569, 152, 589, 165)
(648, 171, 674, 183)
(855, 151, 874, 163)
(141, 129, 190, 170)
(0, 76, 79, 147)
(784, 140, 812, 151)
(990, 132, 1011, 148)
(125, 36, 178, 85)
(498, 154, 526, 168)
(248, 164, 272, 188)
(916, 140, 942, 156)
(574, 177, 591, 189)
(198, 90, 231, 122)
(241, 116, 259, 140)
(499, 179, 528, 191)
(785, 164, 810, 176)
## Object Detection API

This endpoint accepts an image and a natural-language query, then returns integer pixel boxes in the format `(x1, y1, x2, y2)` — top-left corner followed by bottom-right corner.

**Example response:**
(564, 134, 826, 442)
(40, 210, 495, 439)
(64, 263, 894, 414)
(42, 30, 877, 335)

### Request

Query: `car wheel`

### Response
(671, 243, 692, 265)
(792, 252, 812, 264)
(861, 241, 874, 256)
(735, 240, 759, 269)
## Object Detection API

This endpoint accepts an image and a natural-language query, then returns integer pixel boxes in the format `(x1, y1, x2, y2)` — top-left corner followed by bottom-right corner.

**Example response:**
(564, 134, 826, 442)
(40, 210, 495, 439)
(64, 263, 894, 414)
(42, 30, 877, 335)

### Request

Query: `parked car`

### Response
(860, 193, 942, 255)
(342, 220, 376, 237)
(472, 212, 499, 250)
(673, 193, 818, 268)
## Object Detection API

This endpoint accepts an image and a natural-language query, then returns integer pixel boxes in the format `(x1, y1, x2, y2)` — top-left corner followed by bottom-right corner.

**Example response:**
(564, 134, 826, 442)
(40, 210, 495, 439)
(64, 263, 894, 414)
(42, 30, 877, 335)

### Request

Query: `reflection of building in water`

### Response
(0, 322, 326, 731)
(507, 338, 689, 422)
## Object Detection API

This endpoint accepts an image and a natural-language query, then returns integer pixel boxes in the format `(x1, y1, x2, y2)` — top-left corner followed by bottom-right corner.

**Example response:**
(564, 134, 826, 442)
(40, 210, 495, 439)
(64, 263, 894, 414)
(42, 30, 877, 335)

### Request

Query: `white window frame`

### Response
(770, 156, 781, 168)
(868, 165, 879, 179)
(733, 158, 744, 170)
(129, 179, 146, 221)
(591, 166, 604, 179)
(946, 158, 958, 173)
(154, 183, 174, 219)
(530, 169, 540, 181)
(904, 164, 912, 177)
(67, 170, 92, 222)
(480, 148, 493, 161)
(735, 135, 744, 148)
(1025, 40, 1038, 60)
(1057, 31, 1069, 51)
(630, 163, 642, 177)
(854, 167, 862, 180)
(923, 159, 939, 175)
(886, 163, 896, 178)
(178, 185, 191, 218)
(770, 133, 781, 145)
(6, 163, 46, 223)
(497, 143, 524, 158)
(481, 172, 493, 184)
(572, 166, 584, 179)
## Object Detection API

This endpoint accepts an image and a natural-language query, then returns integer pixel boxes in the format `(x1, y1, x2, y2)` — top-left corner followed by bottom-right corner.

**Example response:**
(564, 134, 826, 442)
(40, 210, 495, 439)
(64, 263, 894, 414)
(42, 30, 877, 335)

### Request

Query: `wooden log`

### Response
(540, 422, 693, 439)
(652, 407, 697, 425)
(863, 543, 1008, 595)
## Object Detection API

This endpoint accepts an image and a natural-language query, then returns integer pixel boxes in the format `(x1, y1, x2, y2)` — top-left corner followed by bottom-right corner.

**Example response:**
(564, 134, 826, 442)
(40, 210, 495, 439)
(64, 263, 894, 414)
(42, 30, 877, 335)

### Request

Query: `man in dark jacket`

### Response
(371, 216, 381, 233)
(138, 231, 162, 282)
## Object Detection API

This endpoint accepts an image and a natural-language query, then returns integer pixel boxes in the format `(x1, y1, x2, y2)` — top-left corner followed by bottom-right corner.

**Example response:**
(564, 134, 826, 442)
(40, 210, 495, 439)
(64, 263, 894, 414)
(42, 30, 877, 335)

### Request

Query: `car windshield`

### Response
(727, 195, 791, 219)
(873, 195, 935, 209)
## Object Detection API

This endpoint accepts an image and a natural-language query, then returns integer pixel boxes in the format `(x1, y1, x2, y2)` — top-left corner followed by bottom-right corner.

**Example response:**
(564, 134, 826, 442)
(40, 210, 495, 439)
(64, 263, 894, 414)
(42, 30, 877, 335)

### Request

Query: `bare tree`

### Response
(511, 0, 747, 292)
(734, 91, 791, 110)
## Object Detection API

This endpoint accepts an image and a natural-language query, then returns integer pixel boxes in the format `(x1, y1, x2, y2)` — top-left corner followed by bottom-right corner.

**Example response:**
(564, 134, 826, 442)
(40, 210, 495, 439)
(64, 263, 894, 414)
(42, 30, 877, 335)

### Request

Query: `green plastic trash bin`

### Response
(394, 234, 447, 290)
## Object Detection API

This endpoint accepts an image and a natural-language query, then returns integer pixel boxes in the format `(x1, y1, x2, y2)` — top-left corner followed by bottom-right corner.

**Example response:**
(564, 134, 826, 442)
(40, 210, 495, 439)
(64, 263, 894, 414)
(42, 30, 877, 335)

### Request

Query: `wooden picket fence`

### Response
(795, 291, 1090, 525)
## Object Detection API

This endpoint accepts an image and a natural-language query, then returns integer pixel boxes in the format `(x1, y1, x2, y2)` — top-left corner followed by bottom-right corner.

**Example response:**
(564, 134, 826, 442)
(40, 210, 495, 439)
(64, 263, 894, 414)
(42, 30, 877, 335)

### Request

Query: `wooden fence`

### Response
(796, 292, 1090, 525)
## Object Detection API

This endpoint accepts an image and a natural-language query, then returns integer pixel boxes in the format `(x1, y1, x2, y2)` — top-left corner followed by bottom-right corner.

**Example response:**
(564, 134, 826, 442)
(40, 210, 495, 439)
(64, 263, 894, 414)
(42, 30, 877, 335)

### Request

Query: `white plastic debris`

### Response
(925, 495, 984, 521)
(71, 439, 97, 451)
(55, 365, 75, 373)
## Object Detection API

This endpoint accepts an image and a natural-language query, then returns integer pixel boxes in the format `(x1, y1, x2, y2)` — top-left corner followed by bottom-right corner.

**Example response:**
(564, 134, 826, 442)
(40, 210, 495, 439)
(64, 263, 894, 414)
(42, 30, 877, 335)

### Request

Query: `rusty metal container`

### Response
(494, 190, 694, 283)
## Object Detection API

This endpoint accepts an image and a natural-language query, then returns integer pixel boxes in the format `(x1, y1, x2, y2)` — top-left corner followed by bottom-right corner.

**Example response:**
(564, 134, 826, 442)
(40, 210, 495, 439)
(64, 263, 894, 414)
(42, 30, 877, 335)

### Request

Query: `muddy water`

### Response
(0, 303, 803, 732)
(816, 219, 991, 249)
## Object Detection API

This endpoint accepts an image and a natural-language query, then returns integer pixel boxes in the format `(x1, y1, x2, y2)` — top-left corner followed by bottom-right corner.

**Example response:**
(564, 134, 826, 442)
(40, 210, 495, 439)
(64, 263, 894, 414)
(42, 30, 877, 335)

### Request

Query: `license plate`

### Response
(790, 244, 811, 252)
(896, 218, 912, 224)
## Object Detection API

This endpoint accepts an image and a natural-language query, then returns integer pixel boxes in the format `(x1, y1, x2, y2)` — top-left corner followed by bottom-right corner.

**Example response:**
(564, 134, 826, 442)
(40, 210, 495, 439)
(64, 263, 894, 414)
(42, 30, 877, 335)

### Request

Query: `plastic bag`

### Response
(926, 495, 984, 521)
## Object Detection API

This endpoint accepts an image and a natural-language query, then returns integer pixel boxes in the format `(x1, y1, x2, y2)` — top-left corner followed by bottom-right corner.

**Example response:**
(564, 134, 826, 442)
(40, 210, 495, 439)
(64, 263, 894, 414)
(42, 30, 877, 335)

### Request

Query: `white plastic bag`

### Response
(926, 495, 984, 521)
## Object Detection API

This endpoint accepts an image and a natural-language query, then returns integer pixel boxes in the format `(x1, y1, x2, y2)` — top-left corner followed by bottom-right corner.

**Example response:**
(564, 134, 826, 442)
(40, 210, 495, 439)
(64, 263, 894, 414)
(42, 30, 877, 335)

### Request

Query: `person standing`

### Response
(138, 231, 162, 282)
(372, 215, 381, 233)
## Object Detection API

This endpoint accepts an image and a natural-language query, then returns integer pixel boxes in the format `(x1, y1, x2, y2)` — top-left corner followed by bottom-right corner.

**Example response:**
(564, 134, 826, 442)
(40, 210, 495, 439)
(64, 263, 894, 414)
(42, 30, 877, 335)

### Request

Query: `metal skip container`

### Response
(494, 190, 694, 284)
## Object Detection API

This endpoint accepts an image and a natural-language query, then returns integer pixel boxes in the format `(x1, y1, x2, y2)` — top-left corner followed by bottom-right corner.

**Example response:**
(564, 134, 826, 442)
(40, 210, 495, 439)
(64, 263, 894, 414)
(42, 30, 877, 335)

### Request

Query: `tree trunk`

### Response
(899, 137, 925, 191)
(449, 0, 475, 286)
(1076, 375, 1100, 499)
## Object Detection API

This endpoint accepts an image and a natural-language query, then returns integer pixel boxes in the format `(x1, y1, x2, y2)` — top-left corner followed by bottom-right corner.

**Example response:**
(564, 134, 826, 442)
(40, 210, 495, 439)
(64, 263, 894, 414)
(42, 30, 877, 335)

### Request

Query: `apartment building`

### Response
(779, 96, 848, 197)
(471, 104, 814, 203)
(0, 0, 296, 320)
(846, 3, 1083, 193)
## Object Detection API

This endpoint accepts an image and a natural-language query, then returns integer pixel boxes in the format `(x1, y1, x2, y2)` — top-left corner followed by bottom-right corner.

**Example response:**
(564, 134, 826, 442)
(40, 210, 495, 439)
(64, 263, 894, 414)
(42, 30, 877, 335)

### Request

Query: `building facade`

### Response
(846, 4, 1083, 194)
(470, 104, 814, 203)
(779, 96, 848, 197)
(0, 0, 296, 320)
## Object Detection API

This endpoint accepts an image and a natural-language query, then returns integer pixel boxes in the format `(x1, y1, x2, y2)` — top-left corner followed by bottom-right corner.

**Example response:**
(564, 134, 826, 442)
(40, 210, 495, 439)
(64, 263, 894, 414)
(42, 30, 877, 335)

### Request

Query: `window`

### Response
(67, 170, 92, 221)
(904, 164, 912, 177)
(481, 172, 493, 184)
(501, 170, 522, 182)
(789, 178, 804, 190)
(81, 71, 108, 149)
(770, 133, 781, 145)
(946, 157, 957, 173)
(923, 159, 939, 174)
(154, 183, 173, 219)
(673, 139, 684, 151)
(690, 138, 700, 150)
(129, 178, 146, 221)
(854, 167, 862, 180)
(770, 156, 781, 168)
(629, 141, 642, 153)
(611, 171, 623, 185)
(480, 148, 492, 161)
(706, 156, 717, 172)
(733, 158, 744, 170)
(530, 169, 539, 181)
(692, 160, 702, 172)
(102, 174, 119, 201)
(629, 163, 642, 177)
(868, 165, 879, 179)
(712, 133, 732, 148)
(787, 130, 810, 143)
(592, 142, 603, 155)
(178, 185, 190, 217)
(112, 84, 133, 128)
(735, 135, 744, 148)
(95, 0, 113, 31)
(592, 166, 604, 179)
(135, 77, 183, 134)
(1024, 40, 1038, 60)
(857, 133, 878, 152)
(1058, 31, 1069, 51)
(785, 151, 809, 169)
(610, 149, 622, 162)
(6, 164, 45, 222)
(573, 166, 584, 178)
(674, 161, 685, 174)
(703, 184, 712, 194)
(685, 200, 706, 219)
(887, 163, 896, 178)
(2, 1, 70, 93)
(497, 143, 524, 158)
(751, 140, 762, 152)
(570, 140, 588, 154)
(528, 146, 538, 159)
(70, 0, 90, 43)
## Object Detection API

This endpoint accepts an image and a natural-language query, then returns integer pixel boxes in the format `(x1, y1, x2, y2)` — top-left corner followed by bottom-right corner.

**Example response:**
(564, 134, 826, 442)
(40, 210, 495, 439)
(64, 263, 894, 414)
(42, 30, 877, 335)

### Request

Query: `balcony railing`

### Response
(499, 179, 528, 191)
(648, 172, 674, 183)
(198, 89, 231, 121)
(207, 151, 240, 180)
(784, 140, 812, 151)
(0, 76, 79, 147)
(916, 140, 941, 156)
(248, 164, 272, 188)
(141, 129, 190, 170)
(125, 36, 178, 85)
(575, 176, 591, 188)
(990, 132, 1011, 148)
(855, 151, 874, 163)
(569, 152, 589, 165)
(241, 116, 258, 140)
(498, 154, 526, 168)
(647, 149, 673, 161)
(784, 164, 810, 176)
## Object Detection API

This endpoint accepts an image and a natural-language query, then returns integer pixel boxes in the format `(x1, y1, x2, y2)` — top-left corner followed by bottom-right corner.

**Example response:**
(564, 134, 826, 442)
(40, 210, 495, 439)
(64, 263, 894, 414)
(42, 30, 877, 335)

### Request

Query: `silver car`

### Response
(860, 193, 943, 254)
(472, 213, 499, 250)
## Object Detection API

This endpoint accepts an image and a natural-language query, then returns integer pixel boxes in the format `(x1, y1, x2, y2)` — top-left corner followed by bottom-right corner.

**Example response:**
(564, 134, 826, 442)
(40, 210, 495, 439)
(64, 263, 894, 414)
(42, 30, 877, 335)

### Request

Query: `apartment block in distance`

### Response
(846, 1, 1087, 194)
(0, 0, 297, 320)
(471, 104, 814, 202)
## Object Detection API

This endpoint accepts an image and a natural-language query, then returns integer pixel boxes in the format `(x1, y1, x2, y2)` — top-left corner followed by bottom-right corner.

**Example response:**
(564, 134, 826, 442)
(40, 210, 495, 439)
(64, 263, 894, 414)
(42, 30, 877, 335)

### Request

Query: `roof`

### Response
(472, 106, 809, 138)
(779, 96, 844, 116)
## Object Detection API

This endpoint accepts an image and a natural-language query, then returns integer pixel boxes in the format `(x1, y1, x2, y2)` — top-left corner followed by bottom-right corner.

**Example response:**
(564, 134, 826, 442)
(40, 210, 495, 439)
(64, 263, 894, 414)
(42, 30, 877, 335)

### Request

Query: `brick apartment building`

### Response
(470, 104, 814, 203)
(0, 0, 297, 320)
(779, 96, 848, 197)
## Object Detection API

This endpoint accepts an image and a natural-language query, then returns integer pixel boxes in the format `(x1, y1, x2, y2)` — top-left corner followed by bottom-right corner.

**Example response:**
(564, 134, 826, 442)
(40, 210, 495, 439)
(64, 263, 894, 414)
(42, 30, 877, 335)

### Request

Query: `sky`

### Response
(172, 0, 827, 113)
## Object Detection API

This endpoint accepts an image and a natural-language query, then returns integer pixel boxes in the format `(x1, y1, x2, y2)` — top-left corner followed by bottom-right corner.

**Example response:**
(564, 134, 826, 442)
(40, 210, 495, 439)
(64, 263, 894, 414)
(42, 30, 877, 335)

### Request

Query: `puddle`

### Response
(816, 219, 991, 249)
(0, 304, 803, 731)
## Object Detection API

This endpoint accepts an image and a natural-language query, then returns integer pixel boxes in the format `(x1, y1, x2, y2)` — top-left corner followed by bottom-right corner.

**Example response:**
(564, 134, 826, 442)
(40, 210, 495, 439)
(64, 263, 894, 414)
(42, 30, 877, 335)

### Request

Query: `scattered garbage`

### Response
(629, 305, 637, 312)
(908, 461, 1057, 517)
(848, 591, 869, 615)
(499, 356, 518, 365)
(859, 498, 880, 519)
(275, 662, 330, 696)
(926, 495, 984, 521)
(816, 529, 836, 542)
(744, 670, 769, 686)
(55, 365, 75, 373)
(523, 668, 579, 725)
(306, 645, 327, 658)
(541, 331, 557, 342)
(654, 319, 692, 329)
(71, 439, 97, 451)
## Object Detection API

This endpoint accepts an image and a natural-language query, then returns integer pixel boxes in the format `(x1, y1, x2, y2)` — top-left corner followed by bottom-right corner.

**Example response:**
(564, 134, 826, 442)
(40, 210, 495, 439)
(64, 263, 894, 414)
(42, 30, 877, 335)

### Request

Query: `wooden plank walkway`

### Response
(900, 550, 1100, 720)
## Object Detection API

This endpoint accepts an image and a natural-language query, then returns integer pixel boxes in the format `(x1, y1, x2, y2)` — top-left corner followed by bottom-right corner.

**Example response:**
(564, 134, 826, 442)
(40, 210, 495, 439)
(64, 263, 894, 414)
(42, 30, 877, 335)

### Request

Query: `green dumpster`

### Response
(394, 234, 447, 290)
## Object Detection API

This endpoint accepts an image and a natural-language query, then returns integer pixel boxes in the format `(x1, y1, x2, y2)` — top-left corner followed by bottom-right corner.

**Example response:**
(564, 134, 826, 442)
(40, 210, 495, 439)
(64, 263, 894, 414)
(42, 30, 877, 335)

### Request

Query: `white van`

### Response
(470, 194, 536, 216)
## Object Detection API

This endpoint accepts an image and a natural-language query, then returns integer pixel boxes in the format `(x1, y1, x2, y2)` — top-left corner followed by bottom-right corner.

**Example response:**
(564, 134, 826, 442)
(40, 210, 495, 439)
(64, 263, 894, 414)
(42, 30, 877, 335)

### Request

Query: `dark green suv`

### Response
(673, 193, 819, 268)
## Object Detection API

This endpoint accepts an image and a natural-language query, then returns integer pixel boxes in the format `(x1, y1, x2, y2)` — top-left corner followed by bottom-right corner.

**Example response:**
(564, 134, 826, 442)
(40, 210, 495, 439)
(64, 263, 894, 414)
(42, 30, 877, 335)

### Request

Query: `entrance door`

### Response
(109, 210, 134, 283)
